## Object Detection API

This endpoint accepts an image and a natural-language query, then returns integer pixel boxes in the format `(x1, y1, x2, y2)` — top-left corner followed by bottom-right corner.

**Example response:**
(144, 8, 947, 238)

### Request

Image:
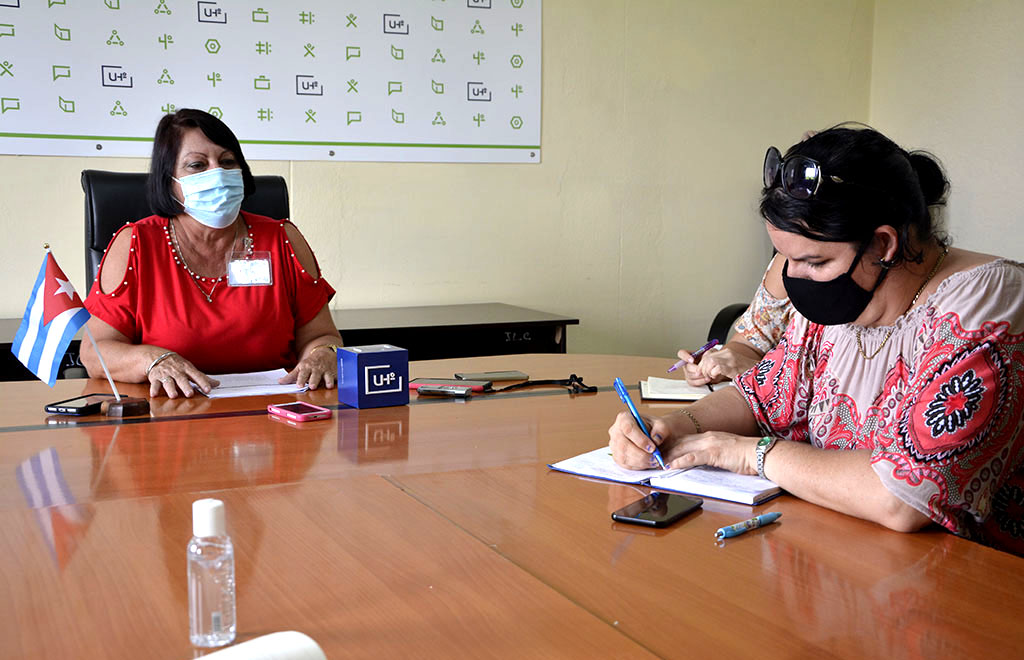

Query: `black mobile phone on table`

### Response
(611, 492, 703, 528)
(454, 370, 528, 382)
(44, 393, 118, 416)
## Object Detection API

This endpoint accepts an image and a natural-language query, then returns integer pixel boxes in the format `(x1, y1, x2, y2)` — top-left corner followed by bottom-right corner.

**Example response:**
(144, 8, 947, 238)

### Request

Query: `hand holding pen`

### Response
(668, 339, 719, 373)
(612, 378, 667, 469)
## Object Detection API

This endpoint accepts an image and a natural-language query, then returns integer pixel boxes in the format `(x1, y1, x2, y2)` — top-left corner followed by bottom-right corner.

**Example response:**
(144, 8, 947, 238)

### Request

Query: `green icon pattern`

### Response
(4, 1, 541, 162)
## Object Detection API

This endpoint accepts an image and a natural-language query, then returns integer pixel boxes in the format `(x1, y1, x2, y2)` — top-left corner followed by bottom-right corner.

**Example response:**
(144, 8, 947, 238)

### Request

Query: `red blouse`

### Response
(84, 212, 335, 374)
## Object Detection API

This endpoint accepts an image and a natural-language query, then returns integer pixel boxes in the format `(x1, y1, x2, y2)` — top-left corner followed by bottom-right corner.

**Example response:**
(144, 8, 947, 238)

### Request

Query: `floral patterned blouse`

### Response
(737, 259, 1024, 556)
(734, 256, 795, 354)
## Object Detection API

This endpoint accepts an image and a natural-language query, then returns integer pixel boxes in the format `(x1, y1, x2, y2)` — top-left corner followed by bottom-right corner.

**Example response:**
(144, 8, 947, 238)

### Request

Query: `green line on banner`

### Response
(0, 132, 539, 150)
(239, 139, 538, 149)
(0, 132, 150, 141)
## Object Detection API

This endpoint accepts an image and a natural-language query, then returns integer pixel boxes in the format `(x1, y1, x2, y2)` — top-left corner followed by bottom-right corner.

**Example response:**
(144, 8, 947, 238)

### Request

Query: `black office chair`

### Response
(707, 303, 749, 345)
(81, 170, 291, 286)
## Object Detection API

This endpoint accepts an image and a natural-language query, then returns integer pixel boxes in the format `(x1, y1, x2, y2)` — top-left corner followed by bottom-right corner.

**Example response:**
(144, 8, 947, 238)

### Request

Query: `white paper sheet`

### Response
(548, 447, 677, 484)
(197, 631, 326, 660)
(201, 369, 307, 399)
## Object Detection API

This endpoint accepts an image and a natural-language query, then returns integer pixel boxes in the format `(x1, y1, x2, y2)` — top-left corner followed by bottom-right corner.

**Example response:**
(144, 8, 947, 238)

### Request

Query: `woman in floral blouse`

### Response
(611, 126, 1024, 555)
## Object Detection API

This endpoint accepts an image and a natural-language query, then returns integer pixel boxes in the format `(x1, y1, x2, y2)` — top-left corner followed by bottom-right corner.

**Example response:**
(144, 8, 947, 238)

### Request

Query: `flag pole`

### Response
(82, 325, 122, 402)
(46, 242, 123, 403)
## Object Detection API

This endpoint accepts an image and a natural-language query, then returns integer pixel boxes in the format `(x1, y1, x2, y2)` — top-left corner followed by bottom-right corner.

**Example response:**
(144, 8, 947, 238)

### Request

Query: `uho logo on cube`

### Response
(338, 344, 409, 408)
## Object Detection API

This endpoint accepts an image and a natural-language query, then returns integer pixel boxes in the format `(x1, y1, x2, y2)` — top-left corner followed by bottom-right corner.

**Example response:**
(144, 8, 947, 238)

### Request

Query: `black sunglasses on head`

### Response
(763, 146, 845, 200)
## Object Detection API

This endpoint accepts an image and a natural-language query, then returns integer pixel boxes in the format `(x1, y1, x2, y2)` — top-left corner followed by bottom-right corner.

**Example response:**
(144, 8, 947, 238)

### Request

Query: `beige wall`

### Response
(0, 1, 873, 357)
(870, 0, 1024, 261)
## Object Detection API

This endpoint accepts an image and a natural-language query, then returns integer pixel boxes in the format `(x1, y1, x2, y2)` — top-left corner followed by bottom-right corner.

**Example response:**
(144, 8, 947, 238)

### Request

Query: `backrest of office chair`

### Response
(707, 303, 749, 345)
(81, 170, 290, 287)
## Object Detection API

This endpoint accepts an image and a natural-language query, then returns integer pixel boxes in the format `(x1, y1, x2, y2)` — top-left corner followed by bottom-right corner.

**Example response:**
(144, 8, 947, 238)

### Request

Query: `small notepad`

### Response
(549, 446, 781, 506)
(639, 377, 732, 401)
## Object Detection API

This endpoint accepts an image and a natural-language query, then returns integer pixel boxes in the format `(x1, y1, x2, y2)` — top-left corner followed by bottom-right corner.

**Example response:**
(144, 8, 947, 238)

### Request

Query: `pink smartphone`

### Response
(267, 401, 333, 422)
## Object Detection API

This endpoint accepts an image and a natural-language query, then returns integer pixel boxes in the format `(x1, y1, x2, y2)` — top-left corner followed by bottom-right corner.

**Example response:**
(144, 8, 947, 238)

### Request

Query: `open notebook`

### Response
(639, 377, 733, 401)
(549, 446, 781, 506)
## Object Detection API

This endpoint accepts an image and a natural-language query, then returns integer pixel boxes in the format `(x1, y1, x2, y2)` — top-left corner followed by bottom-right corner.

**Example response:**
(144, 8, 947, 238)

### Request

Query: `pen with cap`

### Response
(612, 377, 666, 469)
(714, 512, 782, 539)
(668, 339, 720, 373)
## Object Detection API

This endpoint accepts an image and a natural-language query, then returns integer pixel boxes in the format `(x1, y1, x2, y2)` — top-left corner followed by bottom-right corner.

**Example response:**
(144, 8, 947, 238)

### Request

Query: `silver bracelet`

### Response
(145, 351, 177, 376)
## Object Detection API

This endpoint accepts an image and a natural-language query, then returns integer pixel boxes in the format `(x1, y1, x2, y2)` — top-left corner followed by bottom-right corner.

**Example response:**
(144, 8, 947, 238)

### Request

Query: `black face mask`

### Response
(781, 245, 889, 326)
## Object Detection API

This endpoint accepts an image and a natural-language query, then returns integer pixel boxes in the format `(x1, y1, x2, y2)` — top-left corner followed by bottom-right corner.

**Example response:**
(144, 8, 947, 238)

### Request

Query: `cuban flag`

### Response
(11, 250, 90, 386)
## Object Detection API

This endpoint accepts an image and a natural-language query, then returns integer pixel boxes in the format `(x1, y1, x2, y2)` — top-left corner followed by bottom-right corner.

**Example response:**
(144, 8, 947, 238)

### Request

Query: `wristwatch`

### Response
(755, 436, 777, 479)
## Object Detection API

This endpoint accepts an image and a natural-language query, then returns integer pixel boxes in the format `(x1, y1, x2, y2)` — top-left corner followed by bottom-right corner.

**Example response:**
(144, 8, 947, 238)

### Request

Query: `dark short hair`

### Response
(146, 109, 256, 218)
(759, 125, 949, 266)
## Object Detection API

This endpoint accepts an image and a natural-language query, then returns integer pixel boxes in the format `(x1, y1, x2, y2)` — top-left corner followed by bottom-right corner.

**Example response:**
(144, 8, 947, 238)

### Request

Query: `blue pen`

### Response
(714, 512, 782, 540)
(612, 377, 666, 469)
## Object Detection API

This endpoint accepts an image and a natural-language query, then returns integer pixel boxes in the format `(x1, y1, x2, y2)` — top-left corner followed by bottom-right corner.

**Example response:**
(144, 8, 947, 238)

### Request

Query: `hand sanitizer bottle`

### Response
(188, 498, 236, 647)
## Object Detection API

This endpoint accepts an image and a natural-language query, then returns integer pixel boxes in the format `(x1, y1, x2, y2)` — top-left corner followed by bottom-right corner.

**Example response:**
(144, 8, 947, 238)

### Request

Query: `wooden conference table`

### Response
(0, 354, 1021, 659)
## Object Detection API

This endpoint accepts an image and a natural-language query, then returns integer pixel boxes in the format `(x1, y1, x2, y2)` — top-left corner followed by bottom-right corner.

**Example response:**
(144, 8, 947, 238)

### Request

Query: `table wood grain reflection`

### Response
(393, 464, 1024, 659)
(1, 354, 1021, 659)
(0, 355, 648, 508)
(0, 477, 655, 659)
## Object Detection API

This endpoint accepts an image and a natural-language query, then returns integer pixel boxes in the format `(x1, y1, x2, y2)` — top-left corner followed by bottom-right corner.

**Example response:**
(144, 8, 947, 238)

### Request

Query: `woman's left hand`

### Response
(281, 347, 337, 390)
(664, 431, 760, 475)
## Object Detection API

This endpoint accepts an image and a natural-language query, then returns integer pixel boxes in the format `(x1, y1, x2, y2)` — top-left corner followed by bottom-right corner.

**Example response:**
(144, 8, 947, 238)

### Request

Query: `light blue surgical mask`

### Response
(173, 167, 244, 229)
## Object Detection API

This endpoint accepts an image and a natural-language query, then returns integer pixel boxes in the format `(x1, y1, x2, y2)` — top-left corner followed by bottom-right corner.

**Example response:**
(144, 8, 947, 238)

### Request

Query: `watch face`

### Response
(757, 436, 772, 448)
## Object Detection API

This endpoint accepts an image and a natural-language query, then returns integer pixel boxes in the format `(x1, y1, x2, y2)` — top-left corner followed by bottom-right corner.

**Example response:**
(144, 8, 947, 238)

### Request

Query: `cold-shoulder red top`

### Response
(84, 212, 335, 374)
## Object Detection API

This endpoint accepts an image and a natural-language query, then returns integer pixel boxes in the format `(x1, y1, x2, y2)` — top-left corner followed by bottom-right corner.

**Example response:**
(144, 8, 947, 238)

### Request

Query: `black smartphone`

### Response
(610, 492, 703, 528)
(454, 370, 528, 382)
(44, 393, 118, 416)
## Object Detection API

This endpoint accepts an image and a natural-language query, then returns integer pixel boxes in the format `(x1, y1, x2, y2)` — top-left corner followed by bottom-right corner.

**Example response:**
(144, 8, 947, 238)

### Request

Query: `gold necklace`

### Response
(856, 246, 948, 360)
(169, 218, 243, 304)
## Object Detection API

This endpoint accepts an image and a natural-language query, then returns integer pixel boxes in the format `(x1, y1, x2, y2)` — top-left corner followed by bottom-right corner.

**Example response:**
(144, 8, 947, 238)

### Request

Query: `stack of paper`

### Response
(202, 369, 307, 399)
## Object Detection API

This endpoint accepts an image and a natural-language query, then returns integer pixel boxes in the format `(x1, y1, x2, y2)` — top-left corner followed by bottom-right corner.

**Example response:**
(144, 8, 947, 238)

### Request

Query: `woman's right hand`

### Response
(676, 345, 758, 386)
(608, 411, 678, 470)
(147, 352, 219, 399)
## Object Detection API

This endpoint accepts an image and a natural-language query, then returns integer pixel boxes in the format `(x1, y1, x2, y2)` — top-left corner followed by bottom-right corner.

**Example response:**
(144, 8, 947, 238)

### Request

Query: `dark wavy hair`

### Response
(759, 125, 949, 266)
(147, 108, 256, 218)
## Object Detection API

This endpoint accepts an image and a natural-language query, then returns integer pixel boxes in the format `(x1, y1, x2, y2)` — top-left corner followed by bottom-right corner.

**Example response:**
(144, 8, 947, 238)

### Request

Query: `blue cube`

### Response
(338, 344, 409, 409)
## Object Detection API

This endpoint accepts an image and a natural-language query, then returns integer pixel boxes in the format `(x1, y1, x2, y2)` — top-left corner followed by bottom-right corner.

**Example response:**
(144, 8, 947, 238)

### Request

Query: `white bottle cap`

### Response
(192, 498, 226, 538)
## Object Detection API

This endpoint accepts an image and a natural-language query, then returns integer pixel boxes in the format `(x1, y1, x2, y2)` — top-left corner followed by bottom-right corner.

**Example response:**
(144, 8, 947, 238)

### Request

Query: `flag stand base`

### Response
(102, 397, 150, 417)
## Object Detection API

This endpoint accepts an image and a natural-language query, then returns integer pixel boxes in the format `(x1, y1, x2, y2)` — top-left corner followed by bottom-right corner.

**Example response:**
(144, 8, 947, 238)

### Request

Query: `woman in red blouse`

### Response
(610, 126, 1024, 555)
(81, 109, 342, 398)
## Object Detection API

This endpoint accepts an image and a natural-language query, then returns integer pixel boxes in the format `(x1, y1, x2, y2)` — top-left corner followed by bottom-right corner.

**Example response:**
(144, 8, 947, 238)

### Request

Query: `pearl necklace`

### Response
(168, 218, 249, 304)
(856, 246, 949, 360)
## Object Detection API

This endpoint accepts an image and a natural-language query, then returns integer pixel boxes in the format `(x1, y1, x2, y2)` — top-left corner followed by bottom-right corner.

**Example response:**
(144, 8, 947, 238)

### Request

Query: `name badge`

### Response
(227, 250, 273, 286)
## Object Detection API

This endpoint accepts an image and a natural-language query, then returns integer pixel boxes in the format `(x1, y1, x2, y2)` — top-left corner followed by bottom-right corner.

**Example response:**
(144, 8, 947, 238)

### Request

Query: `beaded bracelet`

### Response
(678, 408, 703, 434)
(145, 351, 177, 376)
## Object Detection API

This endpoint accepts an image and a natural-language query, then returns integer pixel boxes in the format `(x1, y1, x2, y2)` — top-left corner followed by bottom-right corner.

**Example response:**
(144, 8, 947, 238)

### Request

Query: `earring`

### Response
(877, 258, 895, 269)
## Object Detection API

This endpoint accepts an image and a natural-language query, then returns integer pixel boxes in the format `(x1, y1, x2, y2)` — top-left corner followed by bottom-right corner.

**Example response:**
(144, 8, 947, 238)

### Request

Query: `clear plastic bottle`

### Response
(188, 498, 236, 648)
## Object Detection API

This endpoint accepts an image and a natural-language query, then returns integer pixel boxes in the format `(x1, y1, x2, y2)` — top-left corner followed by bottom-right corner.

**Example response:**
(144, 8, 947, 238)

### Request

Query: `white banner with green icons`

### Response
(0, 0, 541, 163)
